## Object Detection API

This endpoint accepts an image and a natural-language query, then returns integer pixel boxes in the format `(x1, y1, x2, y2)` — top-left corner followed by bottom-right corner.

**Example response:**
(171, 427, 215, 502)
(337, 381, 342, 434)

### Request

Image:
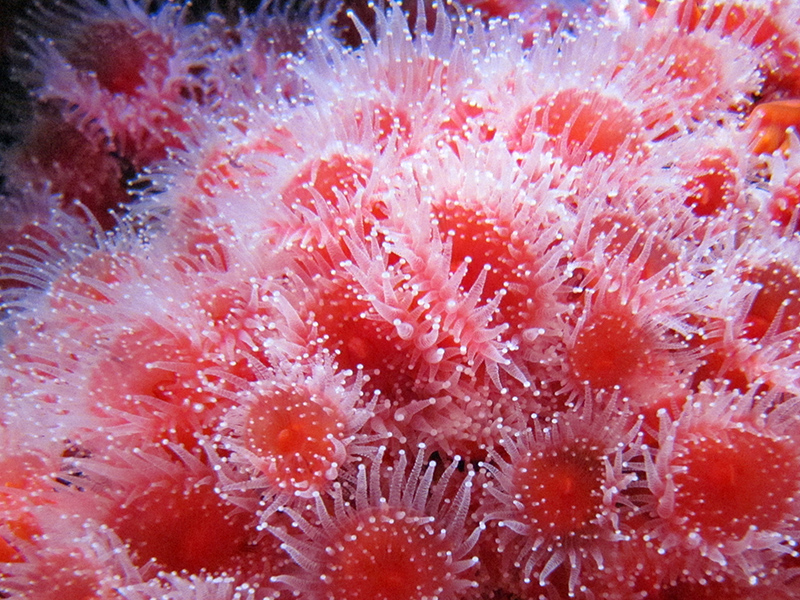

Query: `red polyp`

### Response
(689, 341, 751, 394)
(320, 505, 459, 600)
(280, 153, 372, 215)
(88, 322, 219, 448)
(769, 169, 800, 231)
(175, 222, 233, 274)
(583, 212, 677, 284)
(579, 534, 664, 600)
(480, 412, 636, 596)
(512, 88, 641, 165)
(191, 132, 287, 211)
(433, 199, 520, 304)
(0, 452, 53, 562)
(428, 194, 557, 348)
(49, 251, 141, 318)
(682, 149, 739, 217)
(276, 153, 378, 259)
(271, 448, 479, 600)
(514, 445, 606, 540)
(569, 307, 655, 393)
(108, 475, 266, 577)
(93, 326, 195, 402)
(671, 428, 800, 543)
(306, 274, 412, 397)
(659, 36, 709, 90)
(742, 261, 800, 339)
(63, 20, 170, 96)
(1, 535, 125, 600)
(194, 284, 251, 330)
(10, 108, 128, 228)
(646, 34, 726, 122)
(0, 215, 76, 296)
(440, 95, 496, 146)
(242, 387, 344, 491)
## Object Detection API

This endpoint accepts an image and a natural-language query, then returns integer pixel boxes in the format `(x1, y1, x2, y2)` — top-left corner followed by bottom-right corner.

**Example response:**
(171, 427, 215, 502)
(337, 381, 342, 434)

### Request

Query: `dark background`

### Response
(0, 0, 328, 141)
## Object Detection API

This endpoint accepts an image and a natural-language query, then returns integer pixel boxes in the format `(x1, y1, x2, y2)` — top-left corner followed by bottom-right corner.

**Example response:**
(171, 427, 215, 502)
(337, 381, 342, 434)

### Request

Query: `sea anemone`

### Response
(270, 445, 481, 600)
(2, 0, 800, 598)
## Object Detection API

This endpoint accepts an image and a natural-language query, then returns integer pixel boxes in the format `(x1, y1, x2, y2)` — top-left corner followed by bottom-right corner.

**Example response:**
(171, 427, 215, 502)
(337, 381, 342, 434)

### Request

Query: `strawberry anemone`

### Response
(478, 403, 641, 596)
(644, 388, 800, 575)
(270, 445, 481, 600)
(215, 354, 375, 509)
(22, 0, 209, 168)
(0, 106, 130, 229)
(64, 443, 289, 594)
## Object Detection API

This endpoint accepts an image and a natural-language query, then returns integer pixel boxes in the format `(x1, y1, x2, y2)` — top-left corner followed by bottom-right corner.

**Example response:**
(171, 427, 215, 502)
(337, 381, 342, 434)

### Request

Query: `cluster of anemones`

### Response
(2, 0, 800, 598)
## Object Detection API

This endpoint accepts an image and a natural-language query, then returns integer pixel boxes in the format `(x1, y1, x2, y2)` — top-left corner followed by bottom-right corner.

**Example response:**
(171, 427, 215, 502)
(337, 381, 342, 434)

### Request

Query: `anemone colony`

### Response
(2, 0, 800, 598)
